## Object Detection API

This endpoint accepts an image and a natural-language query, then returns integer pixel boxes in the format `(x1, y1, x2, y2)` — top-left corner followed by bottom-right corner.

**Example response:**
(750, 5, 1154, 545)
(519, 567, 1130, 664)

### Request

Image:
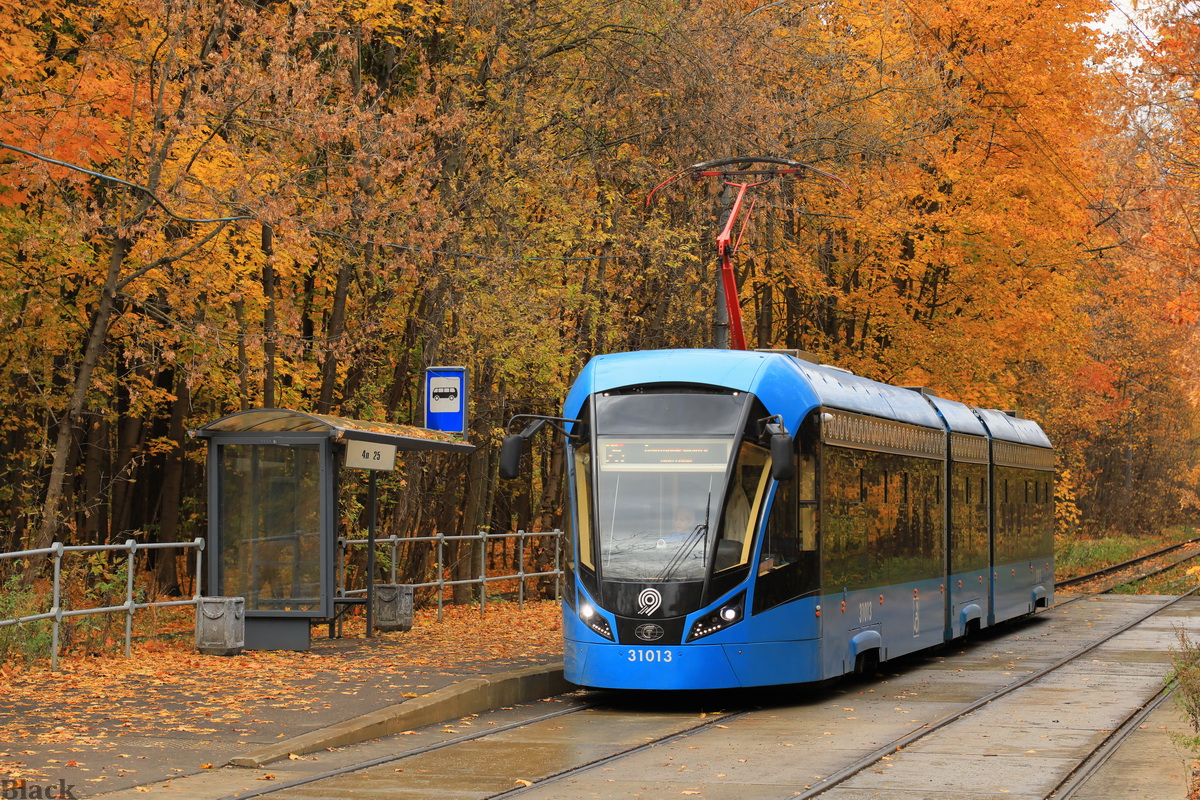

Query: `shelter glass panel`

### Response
(218, 443, 323, 612)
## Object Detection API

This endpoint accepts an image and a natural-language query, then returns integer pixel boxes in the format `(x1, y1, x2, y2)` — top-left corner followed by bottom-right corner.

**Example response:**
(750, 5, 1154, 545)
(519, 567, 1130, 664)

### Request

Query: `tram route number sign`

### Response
(425, 366, 468, 435)
(345, 441, 398, 471)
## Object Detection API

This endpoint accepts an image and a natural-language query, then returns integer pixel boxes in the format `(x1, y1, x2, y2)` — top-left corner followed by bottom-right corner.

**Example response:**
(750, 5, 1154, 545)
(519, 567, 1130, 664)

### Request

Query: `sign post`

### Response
(343, 439, 397, 637)
(425, 366, 468, 435)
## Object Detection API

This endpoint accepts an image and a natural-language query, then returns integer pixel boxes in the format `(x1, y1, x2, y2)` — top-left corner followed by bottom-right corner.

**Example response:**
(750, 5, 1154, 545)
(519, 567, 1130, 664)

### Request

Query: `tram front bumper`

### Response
(565, 637, 824, 690)
(566, 638, 741, 690)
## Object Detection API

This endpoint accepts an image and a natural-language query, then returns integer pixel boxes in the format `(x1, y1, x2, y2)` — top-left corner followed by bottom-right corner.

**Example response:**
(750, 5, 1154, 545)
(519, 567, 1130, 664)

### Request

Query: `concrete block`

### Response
(195, 596, 245, 656)
(374, 584, 414, 632)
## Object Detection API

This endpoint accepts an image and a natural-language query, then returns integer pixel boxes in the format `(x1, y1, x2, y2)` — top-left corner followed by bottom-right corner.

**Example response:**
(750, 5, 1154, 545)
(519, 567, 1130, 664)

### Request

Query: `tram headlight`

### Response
(686, 592, 746, 642)
(578, 601, 614, 641)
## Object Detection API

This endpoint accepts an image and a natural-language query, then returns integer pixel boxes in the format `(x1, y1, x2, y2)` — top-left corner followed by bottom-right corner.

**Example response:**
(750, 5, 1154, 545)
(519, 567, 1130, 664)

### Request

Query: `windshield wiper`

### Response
(656, 493, 712, 582)
(655, 523, 707, 582)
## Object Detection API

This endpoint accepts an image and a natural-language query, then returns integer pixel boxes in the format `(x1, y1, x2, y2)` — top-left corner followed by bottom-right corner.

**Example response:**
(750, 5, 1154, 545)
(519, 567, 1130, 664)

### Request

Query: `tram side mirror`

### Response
(499, 434, 526, 480)
(770, 433, 795, 481)
(499, 414, 583, 480)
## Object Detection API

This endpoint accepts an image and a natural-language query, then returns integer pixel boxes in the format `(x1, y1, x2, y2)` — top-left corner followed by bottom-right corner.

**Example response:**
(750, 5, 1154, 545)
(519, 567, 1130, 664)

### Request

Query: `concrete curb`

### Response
(228, 662, 572, 768)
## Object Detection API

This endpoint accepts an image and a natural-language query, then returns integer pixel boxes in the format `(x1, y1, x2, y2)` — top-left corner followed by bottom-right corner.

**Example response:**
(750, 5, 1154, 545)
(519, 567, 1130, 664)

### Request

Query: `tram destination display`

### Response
(599, 439, 731, 471)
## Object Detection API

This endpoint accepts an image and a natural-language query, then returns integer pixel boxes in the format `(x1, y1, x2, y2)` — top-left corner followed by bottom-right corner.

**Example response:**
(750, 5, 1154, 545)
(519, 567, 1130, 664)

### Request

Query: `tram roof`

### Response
(191, 409, 475, 453)
(787, 358, 945, 430)
(974, 407, 1053, 448)
(922, 394, 989, 437)
(569, 350, 1051, 447)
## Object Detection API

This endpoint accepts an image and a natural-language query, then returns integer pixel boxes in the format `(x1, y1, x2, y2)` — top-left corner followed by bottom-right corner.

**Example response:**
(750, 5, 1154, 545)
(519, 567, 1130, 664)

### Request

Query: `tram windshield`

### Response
(581, 389, 775, 584)
(590, 438, 777, 582)
(593, 437, 732, 581)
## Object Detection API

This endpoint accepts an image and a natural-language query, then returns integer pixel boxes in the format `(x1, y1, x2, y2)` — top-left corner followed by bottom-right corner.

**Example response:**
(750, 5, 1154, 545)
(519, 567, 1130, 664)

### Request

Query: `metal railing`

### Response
(337, 529, 564, 621)
(0, 538, 205, 670)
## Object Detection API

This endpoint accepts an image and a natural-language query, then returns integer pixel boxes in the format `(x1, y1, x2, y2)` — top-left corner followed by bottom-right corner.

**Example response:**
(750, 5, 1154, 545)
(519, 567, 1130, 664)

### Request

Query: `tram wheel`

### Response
(854, 649, 880, 677)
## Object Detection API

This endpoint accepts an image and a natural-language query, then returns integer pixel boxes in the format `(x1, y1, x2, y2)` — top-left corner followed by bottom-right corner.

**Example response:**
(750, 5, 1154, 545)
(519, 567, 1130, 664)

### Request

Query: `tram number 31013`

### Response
(627, 649, 674, 663)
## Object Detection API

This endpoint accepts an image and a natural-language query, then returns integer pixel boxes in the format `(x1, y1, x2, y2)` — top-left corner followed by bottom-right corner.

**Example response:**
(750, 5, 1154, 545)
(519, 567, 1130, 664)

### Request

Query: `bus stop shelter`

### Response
(191, 409, 475, 650)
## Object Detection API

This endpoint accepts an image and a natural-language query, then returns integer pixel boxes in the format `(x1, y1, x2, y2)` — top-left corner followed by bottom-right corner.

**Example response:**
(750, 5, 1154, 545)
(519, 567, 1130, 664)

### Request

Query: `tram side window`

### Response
(798, 426, 819, 553)
(754, 455, 820, 614)
(995, 466, 1050, 564)
(950, 462, 988, 573)
(574, 445, 595, 570)
(823, 447, 870, 591)
(822, 446, 944, 591)
(715, 443, 771, 572)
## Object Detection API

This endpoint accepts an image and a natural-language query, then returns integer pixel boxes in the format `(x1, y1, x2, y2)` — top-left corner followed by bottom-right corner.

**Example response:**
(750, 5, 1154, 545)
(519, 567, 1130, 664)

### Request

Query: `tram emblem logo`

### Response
(635, 623, 665, 642)
(638, 587, 662, 616)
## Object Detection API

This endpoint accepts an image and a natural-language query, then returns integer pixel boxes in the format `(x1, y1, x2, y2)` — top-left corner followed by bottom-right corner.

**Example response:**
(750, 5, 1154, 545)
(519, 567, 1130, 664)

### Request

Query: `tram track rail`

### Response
(1056, 536, 1200, 591)
(473, 591, 1199, 800)
(224, 699, 755, 800)
(214, 700, 596, 800)
(424, 592, 1200, 800)
(1047, 683, 1176, 800)
(484, 707, 755, 800)
(788, 589, 1199, 799)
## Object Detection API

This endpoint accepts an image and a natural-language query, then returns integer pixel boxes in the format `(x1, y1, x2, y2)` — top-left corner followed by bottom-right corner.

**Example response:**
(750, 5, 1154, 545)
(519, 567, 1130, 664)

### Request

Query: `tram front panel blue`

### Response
(564, 592, 825, 689)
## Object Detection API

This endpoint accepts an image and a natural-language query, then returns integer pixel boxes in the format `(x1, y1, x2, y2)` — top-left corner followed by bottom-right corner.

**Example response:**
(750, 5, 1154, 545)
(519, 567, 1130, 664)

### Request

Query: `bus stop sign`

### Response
(425, 366, 468, 434)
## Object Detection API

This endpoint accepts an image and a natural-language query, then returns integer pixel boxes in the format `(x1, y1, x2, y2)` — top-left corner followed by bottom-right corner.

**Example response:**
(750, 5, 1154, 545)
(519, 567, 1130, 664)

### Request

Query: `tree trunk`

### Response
(232, 297, 251, 411)
(26, 236, 131, 580)
(110, 402, 148, 540)
(262, 225, 277, 408)
(82, 416, 108, 544)
(317, 249, 359, 414)
(454, 449, 488, 604)
(154, 375, 191, 596)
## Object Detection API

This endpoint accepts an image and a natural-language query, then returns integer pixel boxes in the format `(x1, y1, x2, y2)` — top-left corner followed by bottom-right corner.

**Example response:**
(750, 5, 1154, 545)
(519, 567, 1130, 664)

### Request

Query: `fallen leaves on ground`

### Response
(0, 600, 562, 778)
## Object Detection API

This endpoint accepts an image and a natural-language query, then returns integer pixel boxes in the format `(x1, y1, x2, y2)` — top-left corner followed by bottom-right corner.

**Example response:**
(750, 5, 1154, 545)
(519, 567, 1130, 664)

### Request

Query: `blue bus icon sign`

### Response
(425, 367, 467, 434)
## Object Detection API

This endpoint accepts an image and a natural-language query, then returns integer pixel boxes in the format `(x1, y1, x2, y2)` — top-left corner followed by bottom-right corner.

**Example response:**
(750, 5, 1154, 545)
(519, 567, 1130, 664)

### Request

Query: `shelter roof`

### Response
(190, 409, 475, 453)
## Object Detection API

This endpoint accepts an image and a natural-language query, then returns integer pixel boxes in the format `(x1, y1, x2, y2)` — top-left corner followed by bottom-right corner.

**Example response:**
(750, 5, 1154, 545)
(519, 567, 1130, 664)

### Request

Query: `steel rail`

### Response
(1056, 537, 1200, 590)
(479, 594, 1195, 799)
(226, 592, 1195, 800)
(789, 588, 1200, 799)
(484, 707, 754, 799)
(214, 699, 594, 800)
(1047, 683, 1176, 799)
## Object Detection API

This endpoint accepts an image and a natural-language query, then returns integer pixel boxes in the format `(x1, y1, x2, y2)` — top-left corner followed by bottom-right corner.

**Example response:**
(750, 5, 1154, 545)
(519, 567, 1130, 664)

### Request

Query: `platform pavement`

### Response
(0, 631, 569, 800)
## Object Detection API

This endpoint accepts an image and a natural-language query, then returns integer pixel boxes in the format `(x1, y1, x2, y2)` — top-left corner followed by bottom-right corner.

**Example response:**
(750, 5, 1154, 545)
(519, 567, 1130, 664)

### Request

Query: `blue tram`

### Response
(505, 348, 1055, 690)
